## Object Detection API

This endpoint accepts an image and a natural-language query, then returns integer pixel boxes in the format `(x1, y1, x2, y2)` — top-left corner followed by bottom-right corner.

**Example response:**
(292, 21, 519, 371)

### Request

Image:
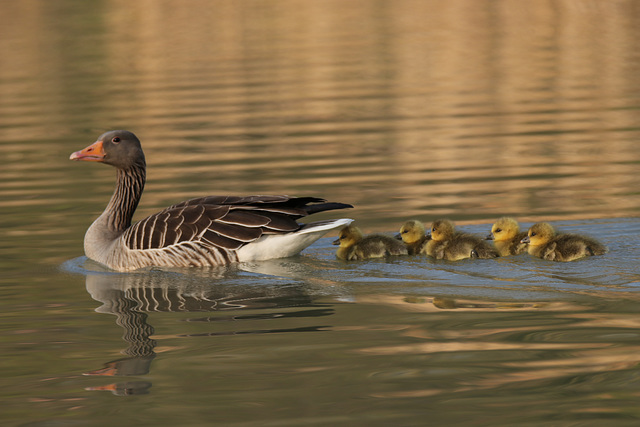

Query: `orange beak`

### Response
(83, 363, 118, 376)
(85, 383, 118, 392)
(69, 140, 106, 162)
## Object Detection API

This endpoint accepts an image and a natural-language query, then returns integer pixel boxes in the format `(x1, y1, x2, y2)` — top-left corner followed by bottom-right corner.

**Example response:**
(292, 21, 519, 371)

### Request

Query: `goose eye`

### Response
(495, 228, 502, 233)
(531, 232, 536, 237)
(112, 137, 121, 144)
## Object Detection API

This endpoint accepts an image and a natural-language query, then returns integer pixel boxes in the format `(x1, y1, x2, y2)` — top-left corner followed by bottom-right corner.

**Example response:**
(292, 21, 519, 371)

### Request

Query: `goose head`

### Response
(398, 220, 427, 244)
(70, 130, 145, 169)
(332, 225, 364, 248)
(430, 219, 455, 242)
(521, 222, 555, 246)
(488, 217, 520, 241)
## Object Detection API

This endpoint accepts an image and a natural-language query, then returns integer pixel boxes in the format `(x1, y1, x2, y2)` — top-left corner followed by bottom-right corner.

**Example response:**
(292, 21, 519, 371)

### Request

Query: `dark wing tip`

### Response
(304, 202, 353, 215)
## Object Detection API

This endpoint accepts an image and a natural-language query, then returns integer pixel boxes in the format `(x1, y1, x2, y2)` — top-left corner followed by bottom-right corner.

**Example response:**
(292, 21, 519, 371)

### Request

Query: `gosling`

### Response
(398, 220, 431, 255)
(426, 219, 499, 261)
(521, 222, 607, 262)
(333, 225, 408, 261)
(486, 217, 528, 256)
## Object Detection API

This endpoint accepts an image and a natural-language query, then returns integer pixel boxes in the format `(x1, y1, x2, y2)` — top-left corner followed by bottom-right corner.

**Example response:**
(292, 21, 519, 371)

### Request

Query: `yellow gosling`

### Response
(333, 225, 408, 261)
(426, 219, 499, 261)
(521, 222, 607, 262)
(487, 217, 528, 256)
(398, 220, 431, 255)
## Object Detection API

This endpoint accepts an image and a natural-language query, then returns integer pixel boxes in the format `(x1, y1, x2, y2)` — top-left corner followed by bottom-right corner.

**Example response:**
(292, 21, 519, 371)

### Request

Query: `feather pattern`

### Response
(122, 195, 329, 253)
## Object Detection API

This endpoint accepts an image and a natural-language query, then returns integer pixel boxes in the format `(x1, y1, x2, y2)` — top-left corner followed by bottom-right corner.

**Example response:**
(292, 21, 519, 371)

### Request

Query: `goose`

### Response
(521, 222, 607, 262)
(397, 220, 430, 255)
(486, 217, 528, 256)
(425, 219, 499, 261)
(333, 224, 408, 260)
(70, 130, 353, 271)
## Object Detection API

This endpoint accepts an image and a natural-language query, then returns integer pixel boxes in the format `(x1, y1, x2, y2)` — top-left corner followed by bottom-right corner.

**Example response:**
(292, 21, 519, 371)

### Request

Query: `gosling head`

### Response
(488, 217, 520, 242)
(332, 225, 364, 248)
(521, 222, 555, 246)
(430, 219, 456, 242)
(398, 220, 427, 244)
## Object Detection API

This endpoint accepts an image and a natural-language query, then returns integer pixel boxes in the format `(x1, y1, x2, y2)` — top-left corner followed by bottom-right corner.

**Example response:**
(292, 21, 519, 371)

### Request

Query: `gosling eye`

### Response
(112, 136, 121, 144)
(495, 228, 502, 233)
(531, 232, 537, 237)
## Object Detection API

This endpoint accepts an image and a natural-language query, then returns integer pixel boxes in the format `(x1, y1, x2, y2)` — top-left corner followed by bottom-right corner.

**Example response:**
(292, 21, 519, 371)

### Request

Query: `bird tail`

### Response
(298, 218, 353, 234)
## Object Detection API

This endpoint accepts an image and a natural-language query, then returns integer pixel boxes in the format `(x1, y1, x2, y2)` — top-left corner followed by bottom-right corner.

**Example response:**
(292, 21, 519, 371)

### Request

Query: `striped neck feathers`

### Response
(104, 163, 146, 232)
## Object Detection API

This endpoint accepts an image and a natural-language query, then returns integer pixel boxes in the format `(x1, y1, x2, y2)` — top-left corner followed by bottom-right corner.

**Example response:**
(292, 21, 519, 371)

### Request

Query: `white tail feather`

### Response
(236, 218, 353, 261)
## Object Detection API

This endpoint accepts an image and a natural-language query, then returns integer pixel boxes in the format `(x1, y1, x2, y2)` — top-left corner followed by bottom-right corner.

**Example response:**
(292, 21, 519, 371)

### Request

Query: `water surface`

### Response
(2, 1, 640, 426)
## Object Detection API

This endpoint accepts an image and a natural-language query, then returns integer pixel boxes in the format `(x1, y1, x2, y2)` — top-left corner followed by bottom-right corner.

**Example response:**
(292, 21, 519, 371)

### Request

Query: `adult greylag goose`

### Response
(521, 222, 607, 262)
(333, 224, 408, 261)
(70, 130, 353, 271)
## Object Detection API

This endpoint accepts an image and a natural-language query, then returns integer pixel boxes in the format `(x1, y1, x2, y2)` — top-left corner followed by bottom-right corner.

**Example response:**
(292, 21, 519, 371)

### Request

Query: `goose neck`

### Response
(104, 164, 146, 232)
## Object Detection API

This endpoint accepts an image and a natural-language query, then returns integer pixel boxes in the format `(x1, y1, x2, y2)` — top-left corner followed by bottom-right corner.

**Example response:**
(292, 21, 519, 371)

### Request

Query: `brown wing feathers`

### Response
(124, 196, 352, 251)
(216, 210, 271, 227)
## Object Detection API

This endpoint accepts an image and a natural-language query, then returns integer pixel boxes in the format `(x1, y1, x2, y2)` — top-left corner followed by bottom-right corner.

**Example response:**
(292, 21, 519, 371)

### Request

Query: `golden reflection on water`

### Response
(73, 267, 640, 416)
(1, 1, 640, 235)
(355, 293, 640, 404)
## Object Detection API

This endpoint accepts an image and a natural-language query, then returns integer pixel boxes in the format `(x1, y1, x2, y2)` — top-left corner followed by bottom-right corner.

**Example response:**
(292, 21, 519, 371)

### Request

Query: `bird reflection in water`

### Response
(81, 265, 334, 395)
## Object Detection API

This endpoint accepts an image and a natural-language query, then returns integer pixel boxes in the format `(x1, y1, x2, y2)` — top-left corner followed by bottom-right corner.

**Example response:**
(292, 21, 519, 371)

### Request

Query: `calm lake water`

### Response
(2, 1, 640, 426)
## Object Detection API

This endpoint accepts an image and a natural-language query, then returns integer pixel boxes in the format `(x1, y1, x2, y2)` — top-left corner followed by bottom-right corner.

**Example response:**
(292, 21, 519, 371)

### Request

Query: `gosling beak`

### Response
(70, 140, 106, 162)
(521, 236, 530, 244)
(394, 233, 402, 241)
(332, 238, 340, 245)
(485, 233, 494, 241)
